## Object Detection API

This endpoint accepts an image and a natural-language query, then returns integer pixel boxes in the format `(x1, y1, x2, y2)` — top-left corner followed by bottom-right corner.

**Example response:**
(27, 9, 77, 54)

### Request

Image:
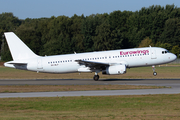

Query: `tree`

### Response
(15, 22, 42, 55)
(159, 43, 172, 51)
(1, 5, 180, 61)
(0, 13, 22, 61)
(139, 37, 154, 47)
(171, 45, 180, 58)
(159, 18, 180, 46)
(93, 19, 123, 51)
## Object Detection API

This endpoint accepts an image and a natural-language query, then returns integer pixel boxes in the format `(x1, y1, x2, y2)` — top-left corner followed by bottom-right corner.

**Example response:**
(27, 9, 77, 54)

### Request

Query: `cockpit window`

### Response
(162, 51, 170, 54)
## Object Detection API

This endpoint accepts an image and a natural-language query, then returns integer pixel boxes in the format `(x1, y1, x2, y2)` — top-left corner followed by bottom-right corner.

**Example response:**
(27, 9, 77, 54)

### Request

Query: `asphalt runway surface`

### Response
(1, 79, 180, 98)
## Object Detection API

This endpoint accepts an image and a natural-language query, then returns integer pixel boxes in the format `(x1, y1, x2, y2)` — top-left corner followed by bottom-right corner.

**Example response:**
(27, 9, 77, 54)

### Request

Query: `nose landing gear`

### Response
(152, 65, 157, 76)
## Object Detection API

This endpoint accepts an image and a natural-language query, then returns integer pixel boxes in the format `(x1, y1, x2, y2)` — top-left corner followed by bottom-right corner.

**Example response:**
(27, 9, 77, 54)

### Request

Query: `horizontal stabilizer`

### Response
(4, 61, 27, 66)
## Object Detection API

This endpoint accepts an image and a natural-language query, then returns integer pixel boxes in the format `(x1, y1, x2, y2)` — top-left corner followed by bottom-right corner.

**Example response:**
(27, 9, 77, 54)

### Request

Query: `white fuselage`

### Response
(5, 47, 177, 73)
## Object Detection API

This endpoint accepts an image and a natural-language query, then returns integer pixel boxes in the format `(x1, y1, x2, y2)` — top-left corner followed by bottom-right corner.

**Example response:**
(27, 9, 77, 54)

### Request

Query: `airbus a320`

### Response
(4, 32, 177, 81)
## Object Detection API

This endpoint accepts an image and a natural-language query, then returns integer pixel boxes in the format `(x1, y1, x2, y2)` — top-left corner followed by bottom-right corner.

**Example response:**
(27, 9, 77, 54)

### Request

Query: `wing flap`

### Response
(75, 60, 109, 70)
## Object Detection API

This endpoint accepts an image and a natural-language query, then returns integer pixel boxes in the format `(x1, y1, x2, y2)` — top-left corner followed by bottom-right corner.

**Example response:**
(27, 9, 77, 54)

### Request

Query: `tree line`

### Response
(0, 4, 180, 61)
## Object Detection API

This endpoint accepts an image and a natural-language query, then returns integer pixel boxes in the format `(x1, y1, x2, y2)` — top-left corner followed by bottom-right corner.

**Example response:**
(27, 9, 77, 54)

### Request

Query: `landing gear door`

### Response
(151, 49, 157, 59)
(37, 58, 43, 69)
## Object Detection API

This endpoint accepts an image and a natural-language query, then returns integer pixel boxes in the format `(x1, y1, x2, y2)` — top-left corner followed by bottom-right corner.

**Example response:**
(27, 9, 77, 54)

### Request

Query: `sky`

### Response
(0, 0, 180, 19)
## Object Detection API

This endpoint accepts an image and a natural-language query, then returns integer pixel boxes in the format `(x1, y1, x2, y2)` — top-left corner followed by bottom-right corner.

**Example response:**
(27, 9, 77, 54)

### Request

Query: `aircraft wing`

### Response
(75, 60, 109, 70)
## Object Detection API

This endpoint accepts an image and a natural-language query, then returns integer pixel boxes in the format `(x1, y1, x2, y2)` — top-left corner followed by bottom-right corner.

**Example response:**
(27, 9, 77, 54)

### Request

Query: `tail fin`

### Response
(4, 32, 38, 61)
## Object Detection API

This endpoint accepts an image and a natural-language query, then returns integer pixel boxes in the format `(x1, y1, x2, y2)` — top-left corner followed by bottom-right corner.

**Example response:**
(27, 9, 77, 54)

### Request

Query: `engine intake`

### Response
(102, 65, 126, 75)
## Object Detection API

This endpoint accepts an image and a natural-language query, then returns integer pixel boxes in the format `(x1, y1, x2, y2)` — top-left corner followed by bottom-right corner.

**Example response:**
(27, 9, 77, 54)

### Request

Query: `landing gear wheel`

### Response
(93, 75, 99, 81)
(153, 72, 157, 76)
(152, 65, 157, 76)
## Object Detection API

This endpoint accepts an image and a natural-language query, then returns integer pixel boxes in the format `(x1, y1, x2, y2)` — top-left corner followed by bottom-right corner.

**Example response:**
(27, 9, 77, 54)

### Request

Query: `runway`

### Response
(0, 79, 180, 98)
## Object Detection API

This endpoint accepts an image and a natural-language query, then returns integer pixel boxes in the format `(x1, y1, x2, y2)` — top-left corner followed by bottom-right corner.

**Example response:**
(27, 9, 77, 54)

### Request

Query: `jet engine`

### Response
(102, 64, 126, 75)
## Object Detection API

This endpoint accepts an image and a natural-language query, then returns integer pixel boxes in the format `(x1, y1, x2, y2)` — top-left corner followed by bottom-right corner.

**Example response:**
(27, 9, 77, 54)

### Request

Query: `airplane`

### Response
(4, 32, 177, 81)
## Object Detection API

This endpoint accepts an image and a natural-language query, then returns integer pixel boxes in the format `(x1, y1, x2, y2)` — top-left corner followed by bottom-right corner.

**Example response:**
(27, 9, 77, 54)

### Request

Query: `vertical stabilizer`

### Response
(4, 32, 38, 61)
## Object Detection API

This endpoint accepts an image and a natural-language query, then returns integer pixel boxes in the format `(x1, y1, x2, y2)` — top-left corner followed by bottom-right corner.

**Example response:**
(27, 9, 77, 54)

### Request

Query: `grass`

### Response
(0, 94, 180, 119)
(0, 64, 180, 119)
(0, 85, 167, 93)
(0, 65, 180, 79)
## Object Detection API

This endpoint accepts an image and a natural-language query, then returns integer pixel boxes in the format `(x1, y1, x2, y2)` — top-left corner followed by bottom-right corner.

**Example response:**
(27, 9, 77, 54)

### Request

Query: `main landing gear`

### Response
(93, 75, 99, 81)
(152, 65, 157, 76)
(93, 71, 100, 81)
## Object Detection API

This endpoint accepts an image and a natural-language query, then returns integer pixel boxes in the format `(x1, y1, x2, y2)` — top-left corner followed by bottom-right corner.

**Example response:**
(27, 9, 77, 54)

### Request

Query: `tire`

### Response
(153, 72, 157, 76)
(93, 75, 99, 81)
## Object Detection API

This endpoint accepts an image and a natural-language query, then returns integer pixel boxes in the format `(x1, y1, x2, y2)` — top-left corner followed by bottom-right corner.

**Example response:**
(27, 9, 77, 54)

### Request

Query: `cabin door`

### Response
(151, 49, 157, 59)
(37, 58, 43, 69)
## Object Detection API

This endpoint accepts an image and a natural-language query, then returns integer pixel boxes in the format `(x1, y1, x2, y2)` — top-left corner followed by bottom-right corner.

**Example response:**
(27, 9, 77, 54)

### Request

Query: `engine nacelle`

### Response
(102, 65, 126, 75)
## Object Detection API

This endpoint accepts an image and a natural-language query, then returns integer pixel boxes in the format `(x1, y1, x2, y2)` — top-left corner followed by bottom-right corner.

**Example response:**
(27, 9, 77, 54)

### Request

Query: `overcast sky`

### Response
(0, 0, 180, 19)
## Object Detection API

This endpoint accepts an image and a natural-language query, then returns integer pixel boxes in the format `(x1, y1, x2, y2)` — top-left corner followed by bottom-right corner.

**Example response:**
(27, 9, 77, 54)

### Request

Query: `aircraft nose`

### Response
(171, 53, 177, 61)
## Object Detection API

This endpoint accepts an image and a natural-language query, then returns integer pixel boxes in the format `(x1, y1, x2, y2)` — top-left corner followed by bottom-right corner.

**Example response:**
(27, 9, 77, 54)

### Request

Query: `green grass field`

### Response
(0, 65, 180, 79)
(0, 94, 180, 120)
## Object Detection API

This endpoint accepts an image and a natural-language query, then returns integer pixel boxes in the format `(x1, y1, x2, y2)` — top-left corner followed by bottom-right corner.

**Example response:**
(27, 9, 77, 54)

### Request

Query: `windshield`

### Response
(162, 50, 170, 54)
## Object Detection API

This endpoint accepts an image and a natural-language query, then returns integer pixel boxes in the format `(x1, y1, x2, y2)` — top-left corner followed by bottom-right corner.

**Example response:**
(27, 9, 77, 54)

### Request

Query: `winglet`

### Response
(4, 32, 38, 61)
